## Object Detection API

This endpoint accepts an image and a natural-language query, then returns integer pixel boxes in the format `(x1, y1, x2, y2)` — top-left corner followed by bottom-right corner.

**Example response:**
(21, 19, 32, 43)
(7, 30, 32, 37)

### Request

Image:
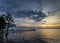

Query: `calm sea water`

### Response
(4, 29, 60, 43)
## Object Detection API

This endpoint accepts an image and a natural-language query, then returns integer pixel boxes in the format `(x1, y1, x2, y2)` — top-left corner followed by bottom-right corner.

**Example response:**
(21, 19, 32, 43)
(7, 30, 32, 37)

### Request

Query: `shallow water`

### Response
(36, 29, 60, 43)
(4, 29, 60, 43)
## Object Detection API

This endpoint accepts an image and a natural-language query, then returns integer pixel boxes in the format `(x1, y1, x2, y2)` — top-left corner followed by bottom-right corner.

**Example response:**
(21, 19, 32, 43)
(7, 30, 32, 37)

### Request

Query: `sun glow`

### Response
(38, 24, 60, 27)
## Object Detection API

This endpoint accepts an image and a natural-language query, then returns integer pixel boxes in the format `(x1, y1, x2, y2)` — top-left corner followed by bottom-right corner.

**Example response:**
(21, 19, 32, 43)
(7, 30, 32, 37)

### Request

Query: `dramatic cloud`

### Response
(15, 10, 47, 22)
(41, 11, 60, 24)
(0, 0, 60, 26)
(0, 0, 47, 22)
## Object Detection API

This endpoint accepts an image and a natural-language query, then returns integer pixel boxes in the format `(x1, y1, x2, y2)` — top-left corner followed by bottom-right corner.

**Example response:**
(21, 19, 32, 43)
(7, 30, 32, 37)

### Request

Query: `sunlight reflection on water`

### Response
(36, 29, 60, 43)
(37, 29, 60, 39)
(4, 29, 60, 43)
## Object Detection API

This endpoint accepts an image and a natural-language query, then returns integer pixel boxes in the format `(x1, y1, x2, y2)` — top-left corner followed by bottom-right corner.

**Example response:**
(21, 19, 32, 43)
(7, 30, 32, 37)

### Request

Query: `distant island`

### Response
(8, 26, 60, 32)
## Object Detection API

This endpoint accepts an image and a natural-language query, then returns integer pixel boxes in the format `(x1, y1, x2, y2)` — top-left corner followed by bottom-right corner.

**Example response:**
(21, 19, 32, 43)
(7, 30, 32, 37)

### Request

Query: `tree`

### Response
(0, 16, 6, 30)
(0, 12, 15, 43)
(4, 12, 15, 42)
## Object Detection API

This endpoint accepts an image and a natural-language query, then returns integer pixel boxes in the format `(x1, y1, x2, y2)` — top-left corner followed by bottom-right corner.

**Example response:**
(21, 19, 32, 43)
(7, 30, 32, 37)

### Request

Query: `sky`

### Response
(0, 0, 60, 27)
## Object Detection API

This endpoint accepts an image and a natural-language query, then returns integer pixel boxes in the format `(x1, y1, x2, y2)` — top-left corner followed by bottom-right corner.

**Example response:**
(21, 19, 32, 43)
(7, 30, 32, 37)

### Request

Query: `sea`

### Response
(3, 26, 60, 43)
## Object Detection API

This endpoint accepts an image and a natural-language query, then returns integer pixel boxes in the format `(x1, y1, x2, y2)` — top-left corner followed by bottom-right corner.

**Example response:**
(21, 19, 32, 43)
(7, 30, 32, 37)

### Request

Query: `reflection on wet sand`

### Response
(4, 29, 60, 43)
(37, 29, 60, 39)
(36, 29, 60, 43)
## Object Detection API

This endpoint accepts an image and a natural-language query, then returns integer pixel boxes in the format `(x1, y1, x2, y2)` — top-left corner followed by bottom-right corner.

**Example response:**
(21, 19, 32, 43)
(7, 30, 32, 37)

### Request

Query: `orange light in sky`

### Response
(37, 24, 60, 27)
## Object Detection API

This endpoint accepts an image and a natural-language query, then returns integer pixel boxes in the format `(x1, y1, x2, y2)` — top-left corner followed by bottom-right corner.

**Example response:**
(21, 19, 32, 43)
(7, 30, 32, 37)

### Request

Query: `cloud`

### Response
(42, 11, 60, 24)
(15, 10, 47, 22)
(0, 0, 60, 24)
(0, 0, 47, 22)
(14, 18, 41, 26)
(3, 0, 39, 11)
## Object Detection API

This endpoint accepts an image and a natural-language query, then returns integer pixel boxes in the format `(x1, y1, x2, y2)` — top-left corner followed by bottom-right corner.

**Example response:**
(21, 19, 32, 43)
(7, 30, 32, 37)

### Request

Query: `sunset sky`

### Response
(0, 0, 60, 27)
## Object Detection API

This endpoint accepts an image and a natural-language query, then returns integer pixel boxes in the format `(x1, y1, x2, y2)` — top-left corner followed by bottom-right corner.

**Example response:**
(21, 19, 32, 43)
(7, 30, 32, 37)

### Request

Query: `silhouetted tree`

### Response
(0, 12, 15, 43)
(0, 16, 6, 30)
(4, 12, 15, 42)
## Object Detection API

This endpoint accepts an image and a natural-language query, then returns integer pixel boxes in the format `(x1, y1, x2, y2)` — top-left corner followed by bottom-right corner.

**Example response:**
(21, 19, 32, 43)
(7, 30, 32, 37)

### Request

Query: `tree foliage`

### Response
(0, 12, 15, 30)
(0, 16, 6, 30)
(5, 12, 15, 28)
